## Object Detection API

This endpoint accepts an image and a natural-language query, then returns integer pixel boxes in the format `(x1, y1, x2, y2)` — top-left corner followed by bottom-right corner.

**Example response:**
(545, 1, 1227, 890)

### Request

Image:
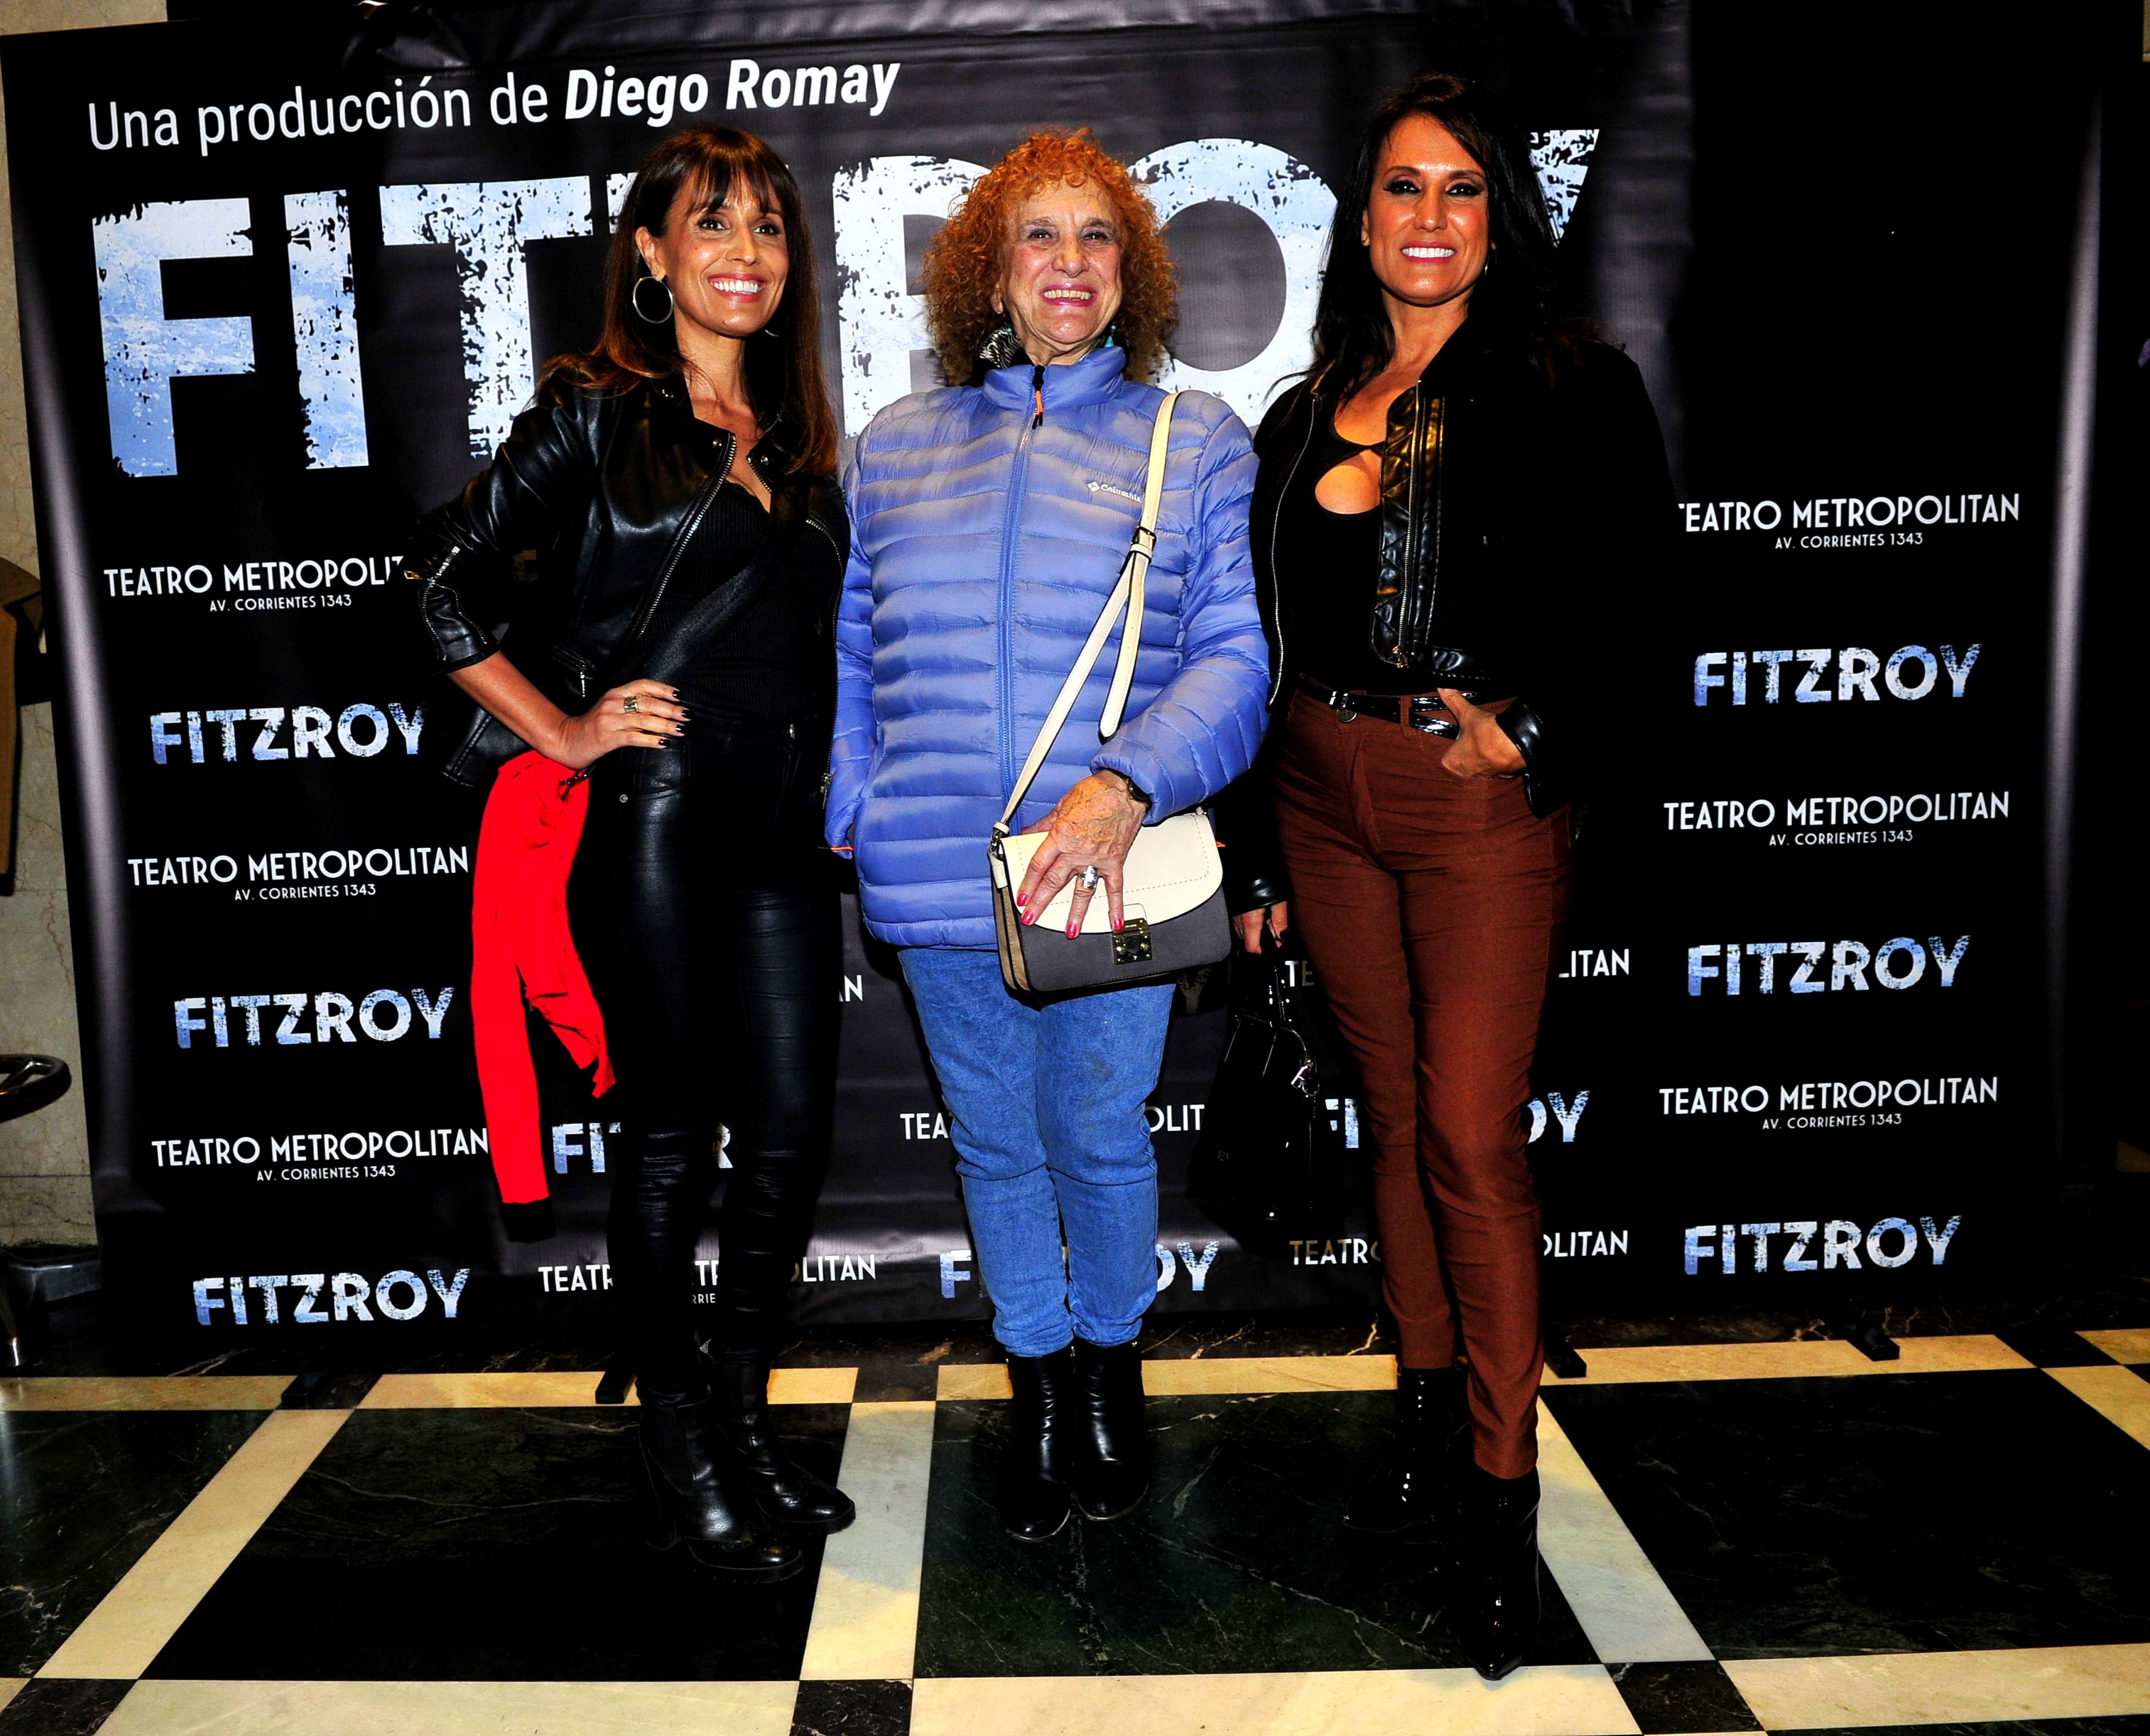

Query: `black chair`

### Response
(0, 1054, 75, 1369)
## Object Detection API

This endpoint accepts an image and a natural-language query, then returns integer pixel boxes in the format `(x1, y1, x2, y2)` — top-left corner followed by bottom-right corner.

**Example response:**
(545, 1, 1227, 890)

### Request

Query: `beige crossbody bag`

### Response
(988, 392, 1230, 994)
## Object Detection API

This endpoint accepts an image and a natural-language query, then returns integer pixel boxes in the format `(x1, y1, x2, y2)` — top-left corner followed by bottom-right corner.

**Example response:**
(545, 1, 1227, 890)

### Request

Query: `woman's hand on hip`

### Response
(1436, 690, 1527, 782)
(551, 679, 687, 771)
(1016, 770, 1148, 936)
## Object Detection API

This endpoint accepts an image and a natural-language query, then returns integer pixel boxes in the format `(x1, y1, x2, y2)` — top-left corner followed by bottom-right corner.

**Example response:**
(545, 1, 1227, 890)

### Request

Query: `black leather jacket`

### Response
(1220, 327, 1674, 910)
(405, 370, 849, 779)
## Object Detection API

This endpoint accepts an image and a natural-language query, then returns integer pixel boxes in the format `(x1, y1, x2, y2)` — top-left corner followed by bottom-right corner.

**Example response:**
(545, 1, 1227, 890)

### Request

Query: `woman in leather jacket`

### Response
(406, 128, 852, 1579)
(1221, 74, 1673, 1677)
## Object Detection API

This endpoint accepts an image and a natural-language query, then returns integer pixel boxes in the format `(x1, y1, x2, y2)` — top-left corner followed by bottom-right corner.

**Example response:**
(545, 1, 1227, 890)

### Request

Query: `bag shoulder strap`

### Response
(1100, 390, 1177, 738)
(996, 391, 1178, 834)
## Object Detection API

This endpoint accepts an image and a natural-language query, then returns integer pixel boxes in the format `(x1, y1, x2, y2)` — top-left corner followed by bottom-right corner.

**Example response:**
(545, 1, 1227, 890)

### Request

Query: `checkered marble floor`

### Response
(4, 1328, 2149, 1734)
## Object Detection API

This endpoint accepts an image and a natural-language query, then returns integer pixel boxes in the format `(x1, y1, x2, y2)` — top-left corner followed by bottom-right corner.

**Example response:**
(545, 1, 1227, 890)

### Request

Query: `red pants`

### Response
(1273, 695, 1569, 1477)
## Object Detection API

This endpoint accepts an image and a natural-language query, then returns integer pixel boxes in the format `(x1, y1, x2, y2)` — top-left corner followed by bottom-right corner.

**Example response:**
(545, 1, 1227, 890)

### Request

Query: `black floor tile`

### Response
(915, 1391, 1593, 1676)
(1788, 1724, 2150, 1736)
(793, 1678, 912, 1735)
(1996, 1328, 2116, 1367)
(367, 1343, 613, 1377)
(1611, 1661, 1761, 1732)
(767, 1324, 1004, 1371)
(143, 1404, 850, 1680)
(1546, 1370, 2150, 1658)
(0, 1408, 265, 1675)
(1136, 1313, 1392, 1361)
(853, 1364, 940, 1403)
(0, 1679, 130, 1735)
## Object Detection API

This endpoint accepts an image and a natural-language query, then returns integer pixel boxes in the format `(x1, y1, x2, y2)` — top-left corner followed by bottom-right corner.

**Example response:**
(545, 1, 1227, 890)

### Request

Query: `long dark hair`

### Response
(546, 126, 838, 478)
(1309, 72, 1571, 398)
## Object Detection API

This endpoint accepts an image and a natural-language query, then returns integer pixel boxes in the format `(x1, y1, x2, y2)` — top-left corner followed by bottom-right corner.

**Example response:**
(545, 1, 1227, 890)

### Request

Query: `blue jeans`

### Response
(899, 947, 1174, 1357)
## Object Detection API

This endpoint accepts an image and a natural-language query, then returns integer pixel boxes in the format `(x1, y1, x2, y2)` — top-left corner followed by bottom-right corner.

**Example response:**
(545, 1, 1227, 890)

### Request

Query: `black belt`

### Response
(1297, 676, 1459, 738)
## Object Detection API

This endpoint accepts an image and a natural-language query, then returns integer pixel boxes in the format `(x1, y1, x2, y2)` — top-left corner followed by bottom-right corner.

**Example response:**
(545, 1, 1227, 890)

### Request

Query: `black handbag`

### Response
(1188, 934, 1346, 1249)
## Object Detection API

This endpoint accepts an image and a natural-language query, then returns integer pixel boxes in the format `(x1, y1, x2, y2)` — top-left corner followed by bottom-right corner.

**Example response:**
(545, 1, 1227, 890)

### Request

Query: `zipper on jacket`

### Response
(546, 641, 599, 702)
(1401, 384, 1422, 657)
(1405, 386, 1444, 660)
(996, 406, 1041, 801)
(623, 427, 736, 645)
(1030, 362, 1045, 429)
(1264, 392, 1317, 706)
(809, 516, 845, 648)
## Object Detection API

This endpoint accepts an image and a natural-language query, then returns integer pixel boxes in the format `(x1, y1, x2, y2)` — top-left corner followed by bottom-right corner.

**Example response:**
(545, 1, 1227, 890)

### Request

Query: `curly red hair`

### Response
(923, 130, 1178, 387)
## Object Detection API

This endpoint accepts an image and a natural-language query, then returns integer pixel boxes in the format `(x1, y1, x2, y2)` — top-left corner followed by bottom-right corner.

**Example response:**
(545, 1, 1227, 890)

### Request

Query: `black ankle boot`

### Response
(1346, 1366, 1469, 1534)
(1455, 1464, 1542, 1681)
(706, 1358, 856, 1535)
(638, 1393, 803, 1578)
(1067, 1338, 1148, 1521)
(1000, 1348, 1075, 1541)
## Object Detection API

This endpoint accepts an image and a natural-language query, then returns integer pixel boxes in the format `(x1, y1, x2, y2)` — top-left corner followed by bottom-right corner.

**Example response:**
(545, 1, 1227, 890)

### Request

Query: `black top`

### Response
(1276, 413, 1425, 695)
(406, 372, 850, 787)
(641, 474, 839, 730)
(1217, 329, 1677, 911)
(1249, 330, 1674, 750)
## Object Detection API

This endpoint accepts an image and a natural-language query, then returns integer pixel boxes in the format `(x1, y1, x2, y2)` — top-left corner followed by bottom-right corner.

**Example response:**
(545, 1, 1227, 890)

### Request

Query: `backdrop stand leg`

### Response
(1544, 1325, 1587, 1380)
(0, 1282, 24, 1369)
(595, 1357, 634, 1405)
(1836, 1315, 1900, 1361)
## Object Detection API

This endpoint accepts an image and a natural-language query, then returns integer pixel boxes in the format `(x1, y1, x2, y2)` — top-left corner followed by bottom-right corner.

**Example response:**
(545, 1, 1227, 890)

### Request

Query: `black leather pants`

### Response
(577, 717, 838, 1400)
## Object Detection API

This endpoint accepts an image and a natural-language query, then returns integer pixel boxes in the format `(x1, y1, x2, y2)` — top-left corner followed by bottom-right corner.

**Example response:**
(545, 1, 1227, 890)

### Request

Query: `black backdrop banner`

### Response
(1, 1, 2126, 1341)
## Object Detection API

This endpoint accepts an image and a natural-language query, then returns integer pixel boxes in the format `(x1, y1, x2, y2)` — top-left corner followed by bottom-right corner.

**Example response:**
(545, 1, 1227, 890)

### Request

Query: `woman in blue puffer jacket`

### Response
(828, 131, 1269, 1542)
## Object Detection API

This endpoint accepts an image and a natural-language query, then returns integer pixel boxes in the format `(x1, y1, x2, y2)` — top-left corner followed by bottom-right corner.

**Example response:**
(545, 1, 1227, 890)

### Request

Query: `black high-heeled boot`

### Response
(1455, 1464, 1542, 1681)
(1000, 1348, 1075, 1541)
(1346, 1365, 1470, 1534)
(638, 1393, 803, 1579)
(1067, 1338, 1148, 1522)
(707, 1357, 856, 1534)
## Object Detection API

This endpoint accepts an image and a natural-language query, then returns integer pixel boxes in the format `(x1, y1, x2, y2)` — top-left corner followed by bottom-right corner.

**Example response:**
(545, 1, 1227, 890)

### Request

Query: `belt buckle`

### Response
(1409, 697, 1458, 739)
(1335, 691, 1359, 723)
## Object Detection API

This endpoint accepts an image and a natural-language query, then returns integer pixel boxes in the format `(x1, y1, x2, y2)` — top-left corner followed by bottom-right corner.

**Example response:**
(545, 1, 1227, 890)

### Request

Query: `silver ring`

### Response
(622, 695, 641, 714)
(1077, 864, 1102, 892)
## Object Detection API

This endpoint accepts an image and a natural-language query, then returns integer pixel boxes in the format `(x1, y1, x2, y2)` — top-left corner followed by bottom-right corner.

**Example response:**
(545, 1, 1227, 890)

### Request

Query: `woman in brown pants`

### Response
(1221, 72, 1672, 1679)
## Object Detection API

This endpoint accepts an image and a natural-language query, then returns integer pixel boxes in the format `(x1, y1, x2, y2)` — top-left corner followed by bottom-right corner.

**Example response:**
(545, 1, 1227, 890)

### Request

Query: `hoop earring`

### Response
(630, 275, 674, 325)
(977, 324, 1024, 369)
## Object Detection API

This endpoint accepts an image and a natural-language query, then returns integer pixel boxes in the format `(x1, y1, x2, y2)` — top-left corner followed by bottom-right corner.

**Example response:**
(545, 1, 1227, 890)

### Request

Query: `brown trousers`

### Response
(1272, 694, 1570, 1477)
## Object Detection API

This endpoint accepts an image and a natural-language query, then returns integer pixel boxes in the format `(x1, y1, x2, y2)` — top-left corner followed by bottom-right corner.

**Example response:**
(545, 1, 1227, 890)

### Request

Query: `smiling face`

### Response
(1359, 113, 1490, 314)
(635, 176, 789, 344)
(993, 181, 1126, 365)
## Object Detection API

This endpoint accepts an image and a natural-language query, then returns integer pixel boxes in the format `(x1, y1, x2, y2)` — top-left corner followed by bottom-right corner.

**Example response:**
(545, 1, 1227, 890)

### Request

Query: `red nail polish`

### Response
(1015, 889, 1027, 907)
(1066, 921, 1079, 938)
(1112, 916, 1123, 932)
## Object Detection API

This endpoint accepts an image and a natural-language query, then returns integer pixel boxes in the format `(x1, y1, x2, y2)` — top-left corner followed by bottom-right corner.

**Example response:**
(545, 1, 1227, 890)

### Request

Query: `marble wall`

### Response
(0, 0, 166, 1247)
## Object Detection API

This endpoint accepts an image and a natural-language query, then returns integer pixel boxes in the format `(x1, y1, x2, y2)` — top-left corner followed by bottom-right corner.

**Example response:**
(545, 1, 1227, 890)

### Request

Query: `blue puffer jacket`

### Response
(828, 346, 1270, 950)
